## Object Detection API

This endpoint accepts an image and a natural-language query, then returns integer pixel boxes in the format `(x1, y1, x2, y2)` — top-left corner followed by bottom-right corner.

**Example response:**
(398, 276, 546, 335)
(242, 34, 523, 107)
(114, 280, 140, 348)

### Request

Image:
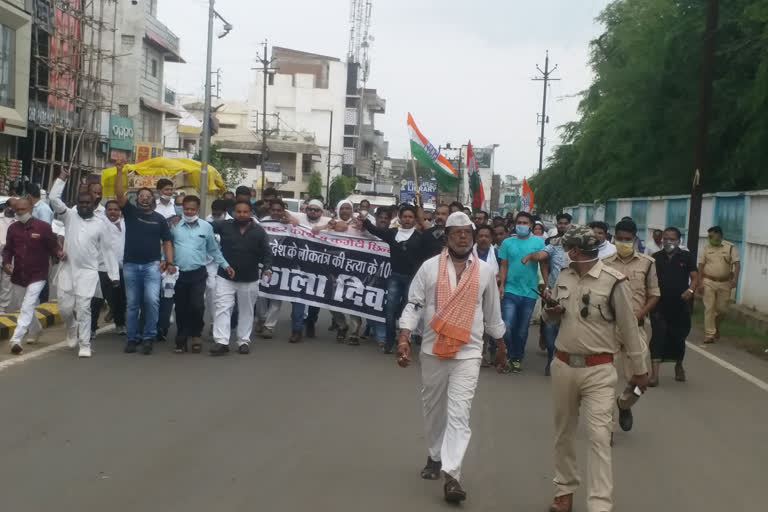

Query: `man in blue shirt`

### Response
(170, 195, 233, 353)
(497, 211, 545, 372)
(28, 184, 54, 224)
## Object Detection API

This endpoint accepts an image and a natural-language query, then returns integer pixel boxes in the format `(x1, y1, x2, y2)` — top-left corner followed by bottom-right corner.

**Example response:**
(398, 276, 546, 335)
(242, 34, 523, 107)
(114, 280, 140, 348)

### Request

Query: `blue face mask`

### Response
(174, 205, 183, 216)
(249, 198, 256, 205)
(515, 225, 531, 237)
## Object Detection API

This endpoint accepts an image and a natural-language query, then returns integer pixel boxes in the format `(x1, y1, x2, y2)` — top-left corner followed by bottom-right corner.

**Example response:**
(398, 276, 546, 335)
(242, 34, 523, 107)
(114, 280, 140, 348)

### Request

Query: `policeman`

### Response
(543, 225, 649, 512)
(603, 219, 659, 434)
(697, 226, 740, 344)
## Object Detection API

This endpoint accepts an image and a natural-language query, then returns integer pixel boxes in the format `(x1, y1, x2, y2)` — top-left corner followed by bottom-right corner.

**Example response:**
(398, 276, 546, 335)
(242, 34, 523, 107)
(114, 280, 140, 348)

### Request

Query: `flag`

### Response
(466, 141, 484, 211)
(520, 178, 534, 212)
(407, 113, 458, 191)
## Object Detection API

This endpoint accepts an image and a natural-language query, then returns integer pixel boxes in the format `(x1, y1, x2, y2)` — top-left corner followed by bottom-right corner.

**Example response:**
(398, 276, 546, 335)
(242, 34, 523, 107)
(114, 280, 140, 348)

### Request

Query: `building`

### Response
(0, 0, 31, 192)
(162, 95, 200, 160)
(499, 175, 522, 215)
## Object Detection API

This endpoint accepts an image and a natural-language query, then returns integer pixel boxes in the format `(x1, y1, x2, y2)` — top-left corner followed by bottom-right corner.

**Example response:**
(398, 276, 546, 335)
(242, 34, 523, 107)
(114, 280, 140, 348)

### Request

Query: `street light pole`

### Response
(199, 0, 215, 217)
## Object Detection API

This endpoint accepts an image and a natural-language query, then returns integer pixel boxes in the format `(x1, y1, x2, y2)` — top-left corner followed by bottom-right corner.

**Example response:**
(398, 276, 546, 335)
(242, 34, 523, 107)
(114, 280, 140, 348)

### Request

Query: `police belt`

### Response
(703, 274, 730, 283)
(555, 351, 614, 368)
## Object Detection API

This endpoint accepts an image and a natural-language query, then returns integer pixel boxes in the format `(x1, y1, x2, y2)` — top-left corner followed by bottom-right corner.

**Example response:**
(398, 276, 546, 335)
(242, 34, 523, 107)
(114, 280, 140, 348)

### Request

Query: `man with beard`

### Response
(2, 199, 58, 354)
(210, 201, 273, 355)
(115, 160, 175, 355)
(49, 170, 119, 358)
(423, 204, 450, 258)
(397, 212, 506, 504)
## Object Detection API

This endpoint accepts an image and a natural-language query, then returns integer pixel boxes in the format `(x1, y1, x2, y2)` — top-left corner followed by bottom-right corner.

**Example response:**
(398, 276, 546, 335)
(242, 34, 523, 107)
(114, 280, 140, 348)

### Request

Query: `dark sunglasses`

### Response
(307, 207, 322, 212)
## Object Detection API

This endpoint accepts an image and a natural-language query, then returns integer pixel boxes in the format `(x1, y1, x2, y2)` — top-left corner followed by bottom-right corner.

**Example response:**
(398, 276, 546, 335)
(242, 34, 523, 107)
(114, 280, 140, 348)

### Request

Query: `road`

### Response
(1, 309, 766, 512)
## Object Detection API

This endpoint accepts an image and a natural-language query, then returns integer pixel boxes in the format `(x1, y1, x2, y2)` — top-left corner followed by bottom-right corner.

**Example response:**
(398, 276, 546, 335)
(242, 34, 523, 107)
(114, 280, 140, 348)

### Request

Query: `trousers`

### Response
(59, 292, 93, 348)
(0, 268, 15, 313)
(213, 277, 260, 346)
(174, 267, 208, 347)
(702, 278, 730, 338)
(552, 357, 617, 512)
(124, 261, 162, 342)
(261, 298, 305, 330)
(502, 293, 537, 362)
(9, 280, 45, 344)
(91, 270, 126, 332)
(421, 354, 481, 482)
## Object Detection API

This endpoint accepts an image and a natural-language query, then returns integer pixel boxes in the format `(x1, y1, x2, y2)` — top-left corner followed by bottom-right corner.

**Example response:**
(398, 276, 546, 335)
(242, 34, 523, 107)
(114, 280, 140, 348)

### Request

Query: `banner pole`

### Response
(410, 157, 421, 208)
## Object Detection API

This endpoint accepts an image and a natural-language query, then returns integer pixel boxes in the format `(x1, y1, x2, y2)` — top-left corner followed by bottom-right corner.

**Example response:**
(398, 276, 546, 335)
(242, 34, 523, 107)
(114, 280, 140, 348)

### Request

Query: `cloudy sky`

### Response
(158, 0, 611, 179)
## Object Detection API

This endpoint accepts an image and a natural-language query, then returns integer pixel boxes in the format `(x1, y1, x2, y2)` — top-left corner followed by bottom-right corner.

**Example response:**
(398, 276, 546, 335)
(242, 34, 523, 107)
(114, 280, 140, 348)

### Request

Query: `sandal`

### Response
(420, 457, 441, 480)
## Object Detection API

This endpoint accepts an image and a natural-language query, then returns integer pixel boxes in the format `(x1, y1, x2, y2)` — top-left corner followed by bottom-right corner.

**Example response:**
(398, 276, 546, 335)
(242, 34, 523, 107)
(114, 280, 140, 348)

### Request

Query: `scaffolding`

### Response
(22, 0, 117, 196)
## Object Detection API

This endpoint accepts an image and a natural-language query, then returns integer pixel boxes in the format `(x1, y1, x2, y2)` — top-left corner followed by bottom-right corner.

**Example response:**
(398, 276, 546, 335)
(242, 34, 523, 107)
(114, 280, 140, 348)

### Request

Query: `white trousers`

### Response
(420, 354, 481, 481)
(10, 280, 45, 344)
(263, 299, 281, 329)
(213, 277, 259, 346)
(58, 292, 92, 347)
(0, 269, 15, 313)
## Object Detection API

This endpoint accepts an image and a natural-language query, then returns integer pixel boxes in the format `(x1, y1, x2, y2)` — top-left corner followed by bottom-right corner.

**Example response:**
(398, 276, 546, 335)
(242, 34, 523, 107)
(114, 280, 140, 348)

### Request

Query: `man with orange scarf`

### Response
(397, 212, 506, 504)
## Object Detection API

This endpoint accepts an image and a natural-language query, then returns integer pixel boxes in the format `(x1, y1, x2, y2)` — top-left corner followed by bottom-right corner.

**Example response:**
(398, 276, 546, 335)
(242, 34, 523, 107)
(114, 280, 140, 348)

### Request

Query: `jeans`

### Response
(502, 293, 537, 362)
(124, 262, 162, 343)
(385, 272, 411, 346)
(291, 302, 305, 331)
(542, 321, 560, 371)
(371, 321, 386, 344)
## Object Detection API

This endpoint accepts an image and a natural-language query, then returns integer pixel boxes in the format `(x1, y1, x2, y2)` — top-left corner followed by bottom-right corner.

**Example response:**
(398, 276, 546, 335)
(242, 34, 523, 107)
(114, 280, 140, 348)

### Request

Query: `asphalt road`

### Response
(1, 310, 766, 512)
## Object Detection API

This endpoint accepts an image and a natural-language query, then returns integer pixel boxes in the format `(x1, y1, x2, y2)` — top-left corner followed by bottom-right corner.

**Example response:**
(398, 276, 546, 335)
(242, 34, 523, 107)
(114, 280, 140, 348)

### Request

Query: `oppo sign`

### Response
(112, 124, 134, 139)
(109, 115, 134, 151)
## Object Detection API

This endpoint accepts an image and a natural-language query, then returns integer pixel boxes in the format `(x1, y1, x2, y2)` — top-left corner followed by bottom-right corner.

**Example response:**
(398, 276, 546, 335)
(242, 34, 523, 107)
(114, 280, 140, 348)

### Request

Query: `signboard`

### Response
(258, 221, 391, 322)
(134, 143, 162, 163)
(109, 115, 134, 151)
(399, 178, 437, 204)
(263, 162, 281, 173)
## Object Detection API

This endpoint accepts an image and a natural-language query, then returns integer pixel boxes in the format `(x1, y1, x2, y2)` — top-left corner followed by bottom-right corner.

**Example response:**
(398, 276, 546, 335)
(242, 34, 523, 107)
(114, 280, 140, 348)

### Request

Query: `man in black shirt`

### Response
(650, 227, 698, 385)
(115, 161, 175, 355)
(423, 204, 450, 259)
(209, 201, 273, 356)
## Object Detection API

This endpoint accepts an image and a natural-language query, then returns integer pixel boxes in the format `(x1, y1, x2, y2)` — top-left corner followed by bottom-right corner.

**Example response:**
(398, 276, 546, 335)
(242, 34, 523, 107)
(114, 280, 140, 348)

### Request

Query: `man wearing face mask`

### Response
(650, 227, 698, 385)
(49, 171, 120, 358)
(497, 211, 545, 372)
(698, 225, 740, 344)
(115, 160, 175, 355)
(397, 212, 506, 504)
(155, 178, 177, 219)
(589, 221, 617, 259)
(603, 219, 659, 434)
(2, 199, 58, 354)
(542, 225, 648, 512)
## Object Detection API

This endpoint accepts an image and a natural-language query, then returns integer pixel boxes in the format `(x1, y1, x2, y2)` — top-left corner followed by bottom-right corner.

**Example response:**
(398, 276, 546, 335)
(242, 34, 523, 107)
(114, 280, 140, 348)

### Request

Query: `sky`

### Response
(158, 0, 612, 179)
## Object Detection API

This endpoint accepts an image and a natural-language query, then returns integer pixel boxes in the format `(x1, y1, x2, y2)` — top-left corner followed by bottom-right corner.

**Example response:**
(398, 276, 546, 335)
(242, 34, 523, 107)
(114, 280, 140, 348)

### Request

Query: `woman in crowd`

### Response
(361, 204, 425, 352)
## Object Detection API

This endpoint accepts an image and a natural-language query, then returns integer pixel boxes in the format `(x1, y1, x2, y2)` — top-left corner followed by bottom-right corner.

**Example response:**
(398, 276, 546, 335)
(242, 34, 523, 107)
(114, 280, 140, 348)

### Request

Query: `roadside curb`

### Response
(0, 301, 61, 340)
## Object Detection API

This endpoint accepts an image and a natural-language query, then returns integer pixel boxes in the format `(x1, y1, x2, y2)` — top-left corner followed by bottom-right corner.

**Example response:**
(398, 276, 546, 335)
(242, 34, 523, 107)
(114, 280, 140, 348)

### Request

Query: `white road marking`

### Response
(686, 341, 768, 393)
(0, 325, 115, 373)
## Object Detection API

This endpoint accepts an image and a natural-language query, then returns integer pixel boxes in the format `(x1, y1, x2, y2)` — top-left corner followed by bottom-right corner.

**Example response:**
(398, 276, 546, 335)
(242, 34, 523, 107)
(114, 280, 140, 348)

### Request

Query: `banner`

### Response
(521, 178, 534, 213)
(400, 178, 437, 204)
(258, 221, 391, 322)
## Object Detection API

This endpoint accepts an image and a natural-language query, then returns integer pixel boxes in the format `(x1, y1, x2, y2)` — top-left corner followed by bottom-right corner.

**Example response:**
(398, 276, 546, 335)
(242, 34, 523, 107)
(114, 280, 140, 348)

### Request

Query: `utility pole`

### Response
(254, 40, 278, 197)
(532, 50, 560, 174)
(326, 110, 333, 202)
(687, 0, 720, 264)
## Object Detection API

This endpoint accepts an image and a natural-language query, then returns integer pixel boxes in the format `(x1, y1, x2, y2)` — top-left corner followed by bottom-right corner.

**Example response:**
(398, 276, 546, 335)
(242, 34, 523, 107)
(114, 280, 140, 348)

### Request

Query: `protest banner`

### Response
(258, 221, 391, 322)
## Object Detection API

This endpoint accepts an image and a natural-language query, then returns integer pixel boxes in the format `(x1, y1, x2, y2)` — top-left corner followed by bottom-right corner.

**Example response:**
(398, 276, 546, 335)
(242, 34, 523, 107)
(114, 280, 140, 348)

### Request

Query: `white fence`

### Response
(564, 190, 768, 314)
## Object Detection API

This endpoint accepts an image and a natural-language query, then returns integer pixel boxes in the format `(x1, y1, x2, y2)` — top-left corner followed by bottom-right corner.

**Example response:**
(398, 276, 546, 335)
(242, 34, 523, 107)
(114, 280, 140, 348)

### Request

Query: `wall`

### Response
(565, 190, 768, 313)
(0, 0, 31, 138)
(139, 43, 164, 100)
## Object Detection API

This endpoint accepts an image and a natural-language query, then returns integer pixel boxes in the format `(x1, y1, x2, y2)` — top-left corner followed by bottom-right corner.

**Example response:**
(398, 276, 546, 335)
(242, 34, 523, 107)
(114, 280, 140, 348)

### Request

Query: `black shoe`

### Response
(305, 323, 316, 338)
(124, 341, 138, 354)
(443, 475, 467, 503)
(210, 344, 230, 356)
(141, 341, 153, 355)
(238, 344, 250, 355)
(617, 400, 633, 432)
(156, 330, 167, 342)
(420, 457, 441, 480)
(348, 335, 360, 346)
(10, 343, 22, 355)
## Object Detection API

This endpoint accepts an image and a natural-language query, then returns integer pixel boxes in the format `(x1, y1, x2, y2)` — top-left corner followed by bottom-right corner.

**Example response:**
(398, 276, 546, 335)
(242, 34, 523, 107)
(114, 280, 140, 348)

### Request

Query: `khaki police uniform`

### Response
(603, 252, 659, 410)
(545, 261, 647, 512)
(698, 241, 739, 339)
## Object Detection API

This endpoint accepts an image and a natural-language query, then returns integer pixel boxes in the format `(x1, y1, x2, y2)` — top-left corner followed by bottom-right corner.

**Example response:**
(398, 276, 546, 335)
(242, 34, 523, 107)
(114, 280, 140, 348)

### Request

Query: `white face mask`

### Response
(161, 194, 173, 202)
(15, 212, 32, 224)
(183, 214, 199, 224)
(568, 248, 598, 264)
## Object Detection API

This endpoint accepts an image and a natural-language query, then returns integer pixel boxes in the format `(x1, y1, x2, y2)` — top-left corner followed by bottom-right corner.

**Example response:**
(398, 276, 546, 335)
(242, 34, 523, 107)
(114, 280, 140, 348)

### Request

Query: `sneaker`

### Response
(511, 360, 522, 373)
(238, 344, 250, 355)
(66, 337, 78, 349)
(617, 399, 634, 432)
(78, 346, 92, 358)
(261, 327, 273, 339)
(124, 341, 138, 354)
(141, 341, 153, 355)
(210, 343, 230, 356)
(10, 342, 22, 355)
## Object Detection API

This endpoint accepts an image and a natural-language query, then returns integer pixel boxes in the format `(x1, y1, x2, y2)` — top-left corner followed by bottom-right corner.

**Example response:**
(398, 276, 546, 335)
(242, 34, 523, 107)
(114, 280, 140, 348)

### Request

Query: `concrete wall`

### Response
(0, 0, 31, 138)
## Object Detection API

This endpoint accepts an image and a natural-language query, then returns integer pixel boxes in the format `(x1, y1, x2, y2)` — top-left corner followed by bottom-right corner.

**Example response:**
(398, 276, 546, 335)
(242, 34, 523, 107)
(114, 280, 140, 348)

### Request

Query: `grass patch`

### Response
(691, 306, 768, 359)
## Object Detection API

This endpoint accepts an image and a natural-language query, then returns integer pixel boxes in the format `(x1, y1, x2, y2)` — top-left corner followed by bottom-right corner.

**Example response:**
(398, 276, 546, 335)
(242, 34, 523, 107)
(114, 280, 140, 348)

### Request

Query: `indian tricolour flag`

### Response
(408, 113, 458, 191)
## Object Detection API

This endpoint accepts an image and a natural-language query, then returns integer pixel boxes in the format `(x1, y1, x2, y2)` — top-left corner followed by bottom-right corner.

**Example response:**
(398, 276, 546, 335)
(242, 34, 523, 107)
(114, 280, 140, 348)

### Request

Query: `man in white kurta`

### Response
(50, 173, 119, 358)
(397, 212, 506, 504)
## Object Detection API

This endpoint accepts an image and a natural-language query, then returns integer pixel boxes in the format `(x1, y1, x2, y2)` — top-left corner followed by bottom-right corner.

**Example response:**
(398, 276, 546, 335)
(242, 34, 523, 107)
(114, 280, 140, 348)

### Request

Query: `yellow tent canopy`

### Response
(100, 157, 226, 197)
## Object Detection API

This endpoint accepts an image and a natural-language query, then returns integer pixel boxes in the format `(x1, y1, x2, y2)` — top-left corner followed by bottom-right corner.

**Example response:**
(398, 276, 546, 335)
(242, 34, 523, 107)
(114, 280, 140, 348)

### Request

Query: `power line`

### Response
(252, 39, 279, 196)
(532, 50, 560, 174)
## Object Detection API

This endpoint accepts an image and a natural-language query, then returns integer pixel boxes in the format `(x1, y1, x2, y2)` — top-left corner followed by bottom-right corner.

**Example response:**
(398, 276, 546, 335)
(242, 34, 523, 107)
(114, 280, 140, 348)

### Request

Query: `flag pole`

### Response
(410, 156, 421, 208)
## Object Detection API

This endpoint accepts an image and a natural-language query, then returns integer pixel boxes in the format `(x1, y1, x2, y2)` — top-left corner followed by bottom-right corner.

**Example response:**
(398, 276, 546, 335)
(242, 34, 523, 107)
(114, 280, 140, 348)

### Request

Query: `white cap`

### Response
(308, 199, 323, 209)
(445, 211, 474, 229)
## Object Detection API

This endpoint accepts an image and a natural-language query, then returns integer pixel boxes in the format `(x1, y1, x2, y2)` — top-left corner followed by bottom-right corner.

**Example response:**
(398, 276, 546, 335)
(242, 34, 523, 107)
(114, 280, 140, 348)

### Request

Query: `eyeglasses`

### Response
(581, 292, 590, 318)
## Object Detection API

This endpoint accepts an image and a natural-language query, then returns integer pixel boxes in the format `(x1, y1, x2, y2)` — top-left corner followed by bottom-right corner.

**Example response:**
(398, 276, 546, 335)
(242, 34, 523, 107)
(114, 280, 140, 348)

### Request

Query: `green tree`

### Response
(307, 171, 324, 200)
(194, 144, 247, 192)
(328, 175, 358, 208)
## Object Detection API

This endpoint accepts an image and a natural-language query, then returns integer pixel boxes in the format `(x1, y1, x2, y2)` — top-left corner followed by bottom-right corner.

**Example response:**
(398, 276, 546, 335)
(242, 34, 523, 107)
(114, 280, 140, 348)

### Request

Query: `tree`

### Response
(307, 171, 324, 200)
(328, 175, 358, 208)
(194, 144, 247, 192)
(531, 0, 768, 213)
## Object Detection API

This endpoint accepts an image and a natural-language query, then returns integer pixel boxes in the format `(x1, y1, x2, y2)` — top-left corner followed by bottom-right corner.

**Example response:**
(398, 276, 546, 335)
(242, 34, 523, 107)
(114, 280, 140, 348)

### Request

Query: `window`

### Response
(118, 104, 129, 117)
(151, 59, 158, 78)
(0, 24, 15, 108)
(121, 34, 135, 50)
